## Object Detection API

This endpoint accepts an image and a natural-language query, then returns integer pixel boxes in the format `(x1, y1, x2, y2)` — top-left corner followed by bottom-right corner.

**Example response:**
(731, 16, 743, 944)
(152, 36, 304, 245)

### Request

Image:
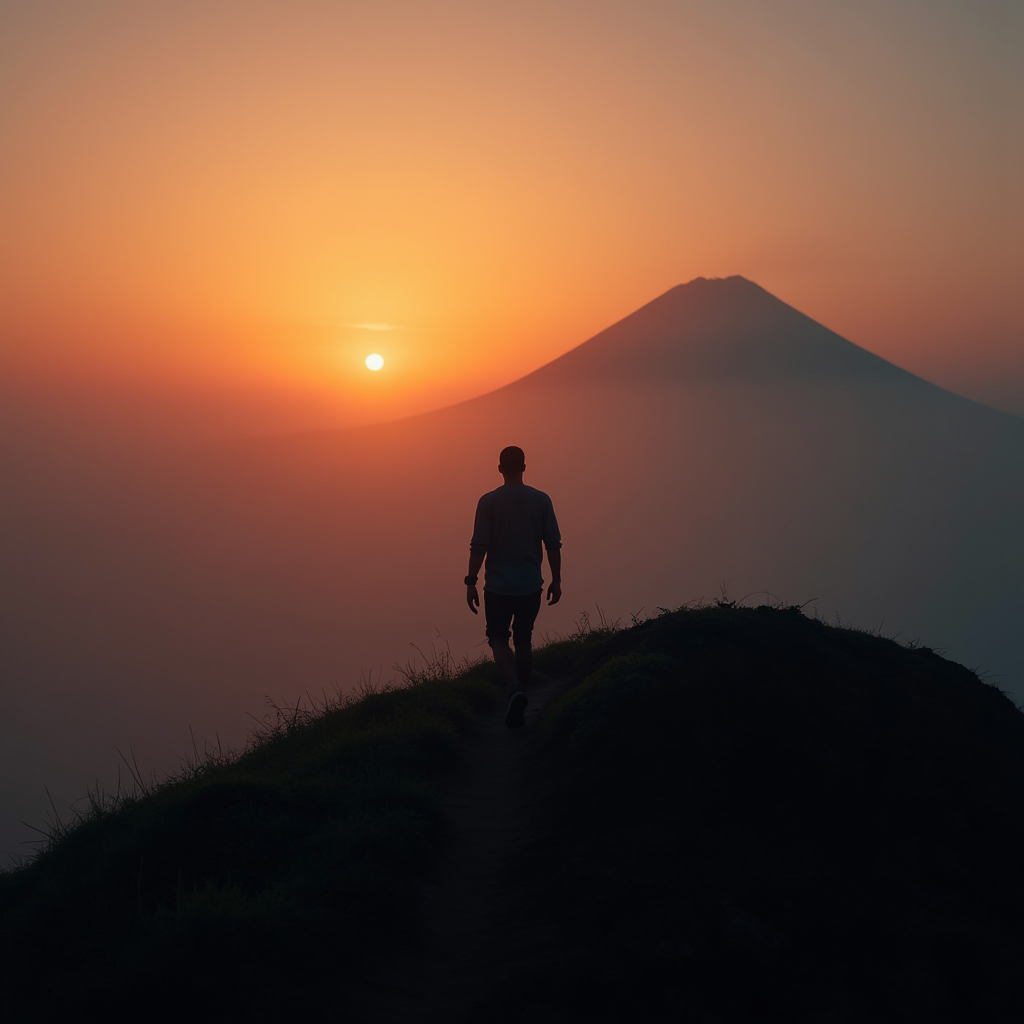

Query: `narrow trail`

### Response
(351, 673, 565, 1023)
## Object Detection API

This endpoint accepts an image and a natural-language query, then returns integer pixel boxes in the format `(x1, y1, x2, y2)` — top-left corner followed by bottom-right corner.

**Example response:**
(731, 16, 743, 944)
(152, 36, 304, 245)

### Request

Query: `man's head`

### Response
(498, 445, 526, 478)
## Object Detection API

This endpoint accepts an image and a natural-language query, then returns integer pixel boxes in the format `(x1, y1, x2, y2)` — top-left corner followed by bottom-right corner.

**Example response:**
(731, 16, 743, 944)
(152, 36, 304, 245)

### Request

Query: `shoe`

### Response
(505, 690, 528, 729)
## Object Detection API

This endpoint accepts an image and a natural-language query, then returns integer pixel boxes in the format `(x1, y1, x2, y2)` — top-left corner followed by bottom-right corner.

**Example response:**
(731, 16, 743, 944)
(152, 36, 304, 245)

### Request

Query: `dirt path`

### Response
(350, 674, 564, 1023)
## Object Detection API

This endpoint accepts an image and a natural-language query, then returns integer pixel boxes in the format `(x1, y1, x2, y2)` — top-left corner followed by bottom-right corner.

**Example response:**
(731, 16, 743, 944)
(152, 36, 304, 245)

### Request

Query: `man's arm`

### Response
(546, 546, 561, 605)
(466, 550, 485, 614)
(467, 495, 490, 615)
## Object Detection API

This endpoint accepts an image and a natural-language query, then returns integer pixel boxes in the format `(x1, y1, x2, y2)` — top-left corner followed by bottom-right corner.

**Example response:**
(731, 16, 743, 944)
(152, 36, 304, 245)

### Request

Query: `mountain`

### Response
(515, 275, 914, 384)
(2, 276, 1022, 859)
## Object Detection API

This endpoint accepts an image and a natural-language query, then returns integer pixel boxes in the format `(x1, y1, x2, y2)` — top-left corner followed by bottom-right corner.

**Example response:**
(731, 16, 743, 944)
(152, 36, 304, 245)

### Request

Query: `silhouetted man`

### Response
(466, 446, 561, 728)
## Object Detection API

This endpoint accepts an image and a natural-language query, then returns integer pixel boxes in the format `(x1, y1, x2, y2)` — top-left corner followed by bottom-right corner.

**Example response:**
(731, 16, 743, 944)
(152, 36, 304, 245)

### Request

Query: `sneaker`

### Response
(505, 690, 528, 729)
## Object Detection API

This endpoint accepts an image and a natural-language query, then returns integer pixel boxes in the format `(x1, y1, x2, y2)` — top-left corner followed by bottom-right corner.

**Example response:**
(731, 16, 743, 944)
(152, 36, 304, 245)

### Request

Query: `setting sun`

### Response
(365, 353, 385, 372)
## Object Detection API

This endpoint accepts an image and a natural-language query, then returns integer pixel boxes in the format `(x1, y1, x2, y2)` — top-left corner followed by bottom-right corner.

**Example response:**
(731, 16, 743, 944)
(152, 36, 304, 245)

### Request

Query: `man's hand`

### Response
(546, 547, 562, 606)
(465, 552, 485, 613)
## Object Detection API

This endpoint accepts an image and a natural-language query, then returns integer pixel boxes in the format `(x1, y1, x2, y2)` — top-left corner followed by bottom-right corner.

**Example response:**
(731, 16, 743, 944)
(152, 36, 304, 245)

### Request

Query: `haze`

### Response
(1, 3, 1022, 860)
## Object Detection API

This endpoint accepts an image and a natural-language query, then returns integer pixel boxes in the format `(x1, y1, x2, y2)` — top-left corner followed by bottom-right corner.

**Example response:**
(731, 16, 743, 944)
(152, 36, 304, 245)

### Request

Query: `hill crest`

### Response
(4, 603, 1024, 1022)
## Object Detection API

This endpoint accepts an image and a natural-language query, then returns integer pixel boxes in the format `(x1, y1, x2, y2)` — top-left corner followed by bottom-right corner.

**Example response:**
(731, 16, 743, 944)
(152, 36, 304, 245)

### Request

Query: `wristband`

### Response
(464, 575, 478, 585)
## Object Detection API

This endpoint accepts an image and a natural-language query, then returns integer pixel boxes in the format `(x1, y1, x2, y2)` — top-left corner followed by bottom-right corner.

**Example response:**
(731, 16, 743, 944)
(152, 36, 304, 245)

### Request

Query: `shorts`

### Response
(483, 589, 543, 646)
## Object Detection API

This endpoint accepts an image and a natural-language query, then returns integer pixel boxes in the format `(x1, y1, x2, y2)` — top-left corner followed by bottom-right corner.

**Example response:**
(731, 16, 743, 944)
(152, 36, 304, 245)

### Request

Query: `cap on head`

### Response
(498, 445, 526, 473)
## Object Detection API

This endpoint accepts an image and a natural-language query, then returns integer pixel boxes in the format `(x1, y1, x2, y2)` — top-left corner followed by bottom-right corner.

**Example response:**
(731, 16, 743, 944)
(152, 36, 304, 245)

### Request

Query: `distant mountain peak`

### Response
(518, 276, 913, 386)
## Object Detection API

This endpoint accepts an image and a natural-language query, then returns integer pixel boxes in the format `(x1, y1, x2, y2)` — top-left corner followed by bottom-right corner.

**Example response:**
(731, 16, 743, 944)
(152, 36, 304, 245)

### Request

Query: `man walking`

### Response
(466, 446, 561, 728)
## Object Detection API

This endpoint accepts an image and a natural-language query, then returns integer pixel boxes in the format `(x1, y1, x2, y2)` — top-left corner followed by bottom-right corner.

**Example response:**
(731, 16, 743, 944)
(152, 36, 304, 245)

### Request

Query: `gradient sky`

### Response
(2, 1, 1022, 435)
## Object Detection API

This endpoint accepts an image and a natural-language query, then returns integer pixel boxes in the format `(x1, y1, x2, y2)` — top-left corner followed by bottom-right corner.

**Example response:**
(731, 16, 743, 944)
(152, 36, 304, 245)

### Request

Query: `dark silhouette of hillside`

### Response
(500, 605, 1024, 1023)
(3, 604, 1023, 1023)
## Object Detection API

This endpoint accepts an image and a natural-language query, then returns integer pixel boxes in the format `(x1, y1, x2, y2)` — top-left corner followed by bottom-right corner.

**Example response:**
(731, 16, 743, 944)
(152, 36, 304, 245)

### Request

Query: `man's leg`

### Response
(483, 591, 520, 697)
(492, 642, 520, 696)
(486, 590, 531, 729)
(513, 642, 532, 691)
(511, 591, 544, 691)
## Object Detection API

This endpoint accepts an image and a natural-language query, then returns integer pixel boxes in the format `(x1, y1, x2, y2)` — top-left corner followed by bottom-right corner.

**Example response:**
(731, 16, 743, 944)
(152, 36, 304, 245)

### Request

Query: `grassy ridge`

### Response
(506, 604, 1024, 1023)
(5, 604, 1024, 1023)
(0, 661, 497, 1022)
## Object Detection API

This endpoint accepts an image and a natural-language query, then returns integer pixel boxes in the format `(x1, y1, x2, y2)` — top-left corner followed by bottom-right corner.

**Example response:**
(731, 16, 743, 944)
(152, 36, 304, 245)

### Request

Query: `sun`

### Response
(365, 353, 384, 372)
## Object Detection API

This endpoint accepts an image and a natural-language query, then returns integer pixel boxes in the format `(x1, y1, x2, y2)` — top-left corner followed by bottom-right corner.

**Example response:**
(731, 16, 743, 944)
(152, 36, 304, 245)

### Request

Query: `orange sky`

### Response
(2, 1, 1022, 434)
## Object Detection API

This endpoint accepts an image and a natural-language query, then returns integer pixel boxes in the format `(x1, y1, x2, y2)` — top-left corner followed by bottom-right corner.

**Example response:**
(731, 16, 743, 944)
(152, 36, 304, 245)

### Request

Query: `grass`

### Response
(4, 603, 1024, 1023)
(0, 649, 497, 1023)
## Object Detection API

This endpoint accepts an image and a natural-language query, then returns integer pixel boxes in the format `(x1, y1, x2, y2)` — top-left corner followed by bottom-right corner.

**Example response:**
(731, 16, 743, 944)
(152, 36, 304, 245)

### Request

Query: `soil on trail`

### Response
(350, 674, 564, 1023)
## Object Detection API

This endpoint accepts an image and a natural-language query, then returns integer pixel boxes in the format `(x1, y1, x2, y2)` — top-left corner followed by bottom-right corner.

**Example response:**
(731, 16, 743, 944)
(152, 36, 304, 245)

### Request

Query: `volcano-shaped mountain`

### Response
(516, 275, 913, 384)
